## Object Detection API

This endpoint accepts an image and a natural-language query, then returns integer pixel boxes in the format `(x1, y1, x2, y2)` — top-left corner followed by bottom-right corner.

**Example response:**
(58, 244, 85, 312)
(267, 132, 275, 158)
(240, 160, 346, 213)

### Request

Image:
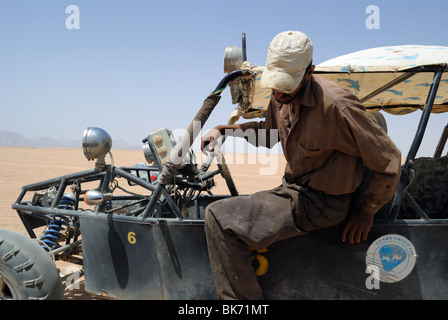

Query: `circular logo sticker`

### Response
(366, 234, 417, 283)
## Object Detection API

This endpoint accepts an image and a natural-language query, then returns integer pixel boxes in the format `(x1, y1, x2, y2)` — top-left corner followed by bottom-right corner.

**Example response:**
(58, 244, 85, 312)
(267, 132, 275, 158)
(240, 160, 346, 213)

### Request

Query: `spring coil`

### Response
(40, 195, 74, 250)
(58, 194, 76, 210)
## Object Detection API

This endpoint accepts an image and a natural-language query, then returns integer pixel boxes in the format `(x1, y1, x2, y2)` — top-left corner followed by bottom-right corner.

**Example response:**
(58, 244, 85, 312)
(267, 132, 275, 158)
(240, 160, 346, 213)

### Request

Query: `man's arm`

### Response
(338, 105, 401, 244)
(201, 100, 279, 151)
(201, 124, 245, 151)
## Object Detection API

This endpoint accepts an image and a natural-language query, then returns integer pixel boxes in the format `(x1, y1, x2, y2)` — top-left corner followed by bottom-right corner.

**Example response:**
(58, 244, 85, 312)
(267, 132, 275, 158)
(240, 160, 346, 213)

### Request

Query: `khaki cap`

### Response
(261, 31, 313, 93)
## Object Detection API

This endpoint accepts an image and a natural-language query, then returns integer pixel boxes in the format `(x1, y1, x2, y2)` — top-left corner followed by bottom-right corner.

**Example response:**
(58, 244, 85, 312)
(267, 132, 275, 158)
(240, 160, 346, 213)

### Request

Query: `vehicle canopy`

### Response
(231, 45, 448, 121)
(315, 45, 448, 114)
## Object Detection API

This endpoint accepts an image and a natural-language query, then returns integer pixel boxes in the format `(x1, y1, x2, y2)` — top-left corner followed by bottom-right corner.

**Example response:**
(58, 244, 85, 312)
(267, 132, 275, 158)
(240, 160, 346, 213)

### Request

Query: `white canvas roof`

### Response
(315, 45, 448, 73)
(314, 45, 448, 114)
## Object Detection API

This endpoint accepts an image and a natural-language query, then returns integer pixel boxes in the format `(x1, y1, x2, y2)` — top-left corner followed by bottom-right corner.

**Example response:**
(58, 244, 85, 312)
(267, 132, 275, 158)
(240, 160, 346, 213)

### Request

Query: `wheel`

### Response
(0, 229, 64, 300)
(402, 156, 448, 219)
(367, 111, 388, 133)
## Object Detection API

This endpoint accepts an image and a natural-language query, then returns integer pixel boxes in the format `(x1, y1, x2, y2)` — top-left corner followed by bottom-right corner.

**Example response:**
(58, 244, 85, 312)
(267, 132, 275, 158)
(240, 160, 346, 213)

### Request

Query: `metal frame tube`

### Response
(433, 123, 448, 158)
(242, 32, 247, 62)
(114, 167, 157, 191)
(389, 67, 444, 221)
(15, 168, 100, 195)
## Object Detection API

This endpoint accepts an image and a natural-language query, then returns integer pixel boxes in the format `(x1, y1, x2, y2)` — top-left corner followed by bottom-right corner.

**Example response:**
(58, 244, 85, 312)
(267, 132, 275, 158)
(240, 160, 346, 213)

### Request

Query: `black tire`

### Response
(0, 229, 64, 300)
(367, 111, 388, 133)
(401, 156, 448, 219)
(377, 156, 448, 219)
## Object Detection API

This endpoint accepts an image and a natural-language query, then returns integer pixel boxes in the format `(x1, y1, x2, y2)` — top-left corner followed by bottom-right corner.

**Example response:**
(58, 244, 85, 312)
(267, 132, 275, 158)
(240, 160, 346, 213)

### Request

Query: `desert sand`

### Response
(0, 147, 286, 299)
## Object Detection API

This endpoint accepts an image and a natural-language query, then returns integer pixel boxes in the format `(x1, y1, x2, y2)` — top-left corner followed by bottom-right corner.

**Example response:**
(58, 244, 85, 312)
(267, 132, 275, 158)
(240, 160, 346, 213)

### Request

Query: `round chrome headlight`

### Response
(143, 141, 154, 164)
(224, 46, 243, 73)
(82, 127, 112, 161)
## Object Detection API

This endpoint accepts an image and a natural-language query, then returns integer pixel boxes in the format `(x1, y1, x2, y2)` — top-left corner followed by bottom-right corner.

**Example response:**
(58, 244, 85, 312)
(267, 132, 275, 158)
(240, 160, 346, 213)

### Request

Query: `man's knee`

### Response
(205, 201, 217, 224)
(204, 201, 221, 236)
(205, 198, 231, 224)
(204, 199, 235, 239)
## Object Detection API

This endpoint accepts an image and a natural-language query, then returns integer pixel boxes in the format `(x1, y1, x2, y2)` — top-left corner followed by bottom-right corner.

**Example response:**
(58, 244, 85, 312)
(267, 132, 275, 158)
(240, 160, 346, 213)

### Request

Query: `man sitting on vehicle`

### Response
(201, 31, 401, 300)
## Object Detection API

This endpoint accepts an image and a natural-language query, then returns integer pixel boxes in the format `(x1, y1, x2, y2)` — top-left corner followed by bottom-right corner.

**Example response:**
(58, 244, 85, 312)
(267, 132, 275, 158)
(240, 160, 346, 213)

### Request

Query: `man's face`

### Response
(272, 65, 315, 104)
(272, 85, 302, 104)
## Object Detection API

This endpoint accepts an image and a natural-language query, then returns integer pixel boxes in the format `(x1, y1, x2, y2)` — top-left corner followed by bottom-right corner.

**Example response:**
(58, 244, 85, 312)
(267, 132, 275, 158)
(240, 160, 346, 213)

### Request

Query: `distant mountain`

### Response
(0, 131, 140, 150)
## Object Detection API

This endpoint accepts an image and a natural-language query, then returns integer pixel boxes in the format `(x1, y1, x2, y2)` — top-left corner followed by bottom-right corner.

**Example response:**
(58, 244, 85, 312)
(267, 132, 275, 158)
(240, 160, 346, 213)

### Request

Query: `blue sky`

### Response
(0, 0, 447, 157)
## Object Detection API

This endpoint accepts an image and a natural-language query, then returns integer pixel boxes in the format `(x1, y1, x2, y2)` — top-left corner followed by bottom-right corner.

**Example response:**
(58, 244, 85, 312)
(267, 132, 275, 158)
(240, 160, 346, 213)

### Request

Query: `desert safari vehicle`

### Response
(1, 35, 447, 300)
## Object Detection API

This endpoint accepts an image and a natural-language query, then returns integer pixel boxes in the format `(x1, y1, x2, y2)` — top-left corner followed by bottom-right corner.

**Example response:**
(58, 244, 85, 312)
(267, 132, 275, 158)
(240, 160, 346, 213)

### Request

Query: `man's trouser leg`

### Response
(204, 187, 302, 300)
(204, 184, 350, 300)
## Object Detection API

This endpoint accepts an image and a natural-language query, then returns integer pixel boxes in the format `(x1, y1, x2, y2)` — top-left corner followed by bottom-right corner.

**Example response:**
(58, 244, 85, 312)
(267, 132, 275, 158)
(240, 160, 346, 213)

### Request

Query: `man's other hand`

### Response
(341, 210, 374, 244)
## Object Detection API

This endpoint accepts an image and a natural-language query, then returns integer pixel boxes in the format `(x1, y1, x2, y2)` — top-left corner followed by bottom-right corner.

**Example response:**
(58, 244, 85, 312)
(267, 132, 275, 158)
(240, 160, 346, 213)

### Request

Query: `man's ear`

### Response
(306, 65, 315, 80)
